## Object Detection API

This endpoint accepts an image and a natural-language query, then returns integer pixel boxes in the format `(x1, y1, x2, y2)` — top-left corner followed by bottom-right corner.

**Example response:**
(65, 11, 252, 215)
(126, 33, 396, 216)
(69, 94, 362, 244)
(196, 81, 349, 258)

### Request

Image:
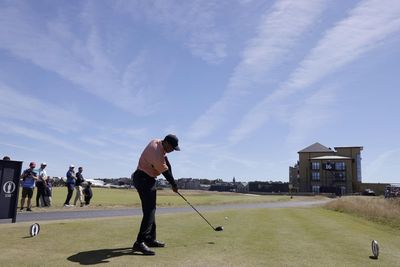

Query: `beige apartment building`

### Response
(289, 143, 363, 195)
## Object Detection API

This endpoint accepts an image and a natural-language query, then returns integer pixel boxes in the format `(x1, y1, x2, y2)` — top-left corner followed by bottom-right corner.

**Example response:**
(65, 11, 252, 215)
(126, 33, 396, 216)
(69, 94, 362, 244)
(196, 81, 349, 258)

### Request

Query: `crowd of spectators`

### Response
(10, 158, 93, 212)
(63, 165, 92, 207)
(384, 185, 400, 198)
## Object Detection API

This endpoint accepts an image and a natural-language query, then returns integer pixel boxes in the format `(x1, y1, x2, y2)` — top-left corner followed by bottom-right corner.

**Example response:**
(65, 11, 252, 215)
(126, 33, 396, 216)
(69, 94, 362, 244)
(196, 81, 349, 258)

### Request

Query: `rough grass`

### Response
(1, 207, 400, 266)
(324, 196, 400, 229)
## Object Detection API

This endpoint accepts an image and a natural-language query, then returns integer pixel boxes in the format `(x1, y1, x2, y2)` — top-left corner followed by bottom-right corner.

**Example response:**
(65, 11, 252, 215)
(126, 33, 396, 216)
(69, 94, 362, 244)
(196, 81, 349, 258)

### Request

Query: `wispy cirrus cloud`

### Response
(0, 2, 166, 116)
(80, 127, 149, 148)
(229, 0, 400, 143)
(0, 122, 97, 158)
(0, 83, 145, 162)
(285, 85, 337, 144)
(0, 142, 36, 152)
(0, 83, 84, 133)
(188, 0, 326, 140)
(0, 119, 140, 165)
(114, 0, 227, 64)
(364, 148, 400, 182)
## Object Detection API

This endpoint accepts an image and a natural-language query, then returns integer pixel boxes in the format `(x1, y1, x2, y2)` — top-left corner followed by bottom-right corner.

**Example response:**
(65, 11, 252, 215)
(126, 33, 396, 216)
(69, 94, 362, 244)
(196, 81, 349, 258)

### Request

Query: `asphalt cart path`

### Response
(9, 199, 330, 223)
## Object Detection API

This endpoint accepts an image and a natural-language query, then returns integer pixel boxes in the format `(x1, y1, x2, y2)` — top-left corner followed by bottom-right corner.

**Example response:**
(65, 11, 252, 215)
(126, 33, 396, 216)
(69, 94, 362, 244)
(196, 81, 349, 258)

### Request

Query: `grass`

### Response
(1, 206, 400, 266)
(325, 196, 400, 229)
(22, 187, 317, 210)
(8, 191, 400, 266)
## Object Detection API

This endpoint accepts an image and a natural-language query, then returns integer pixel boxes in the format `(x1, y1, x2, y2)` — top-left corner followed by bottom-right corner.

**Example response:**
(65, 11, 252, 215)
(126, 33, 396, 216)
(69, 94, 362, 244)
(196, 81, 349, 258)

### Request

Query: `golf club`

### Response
(177, 191, 223, 231)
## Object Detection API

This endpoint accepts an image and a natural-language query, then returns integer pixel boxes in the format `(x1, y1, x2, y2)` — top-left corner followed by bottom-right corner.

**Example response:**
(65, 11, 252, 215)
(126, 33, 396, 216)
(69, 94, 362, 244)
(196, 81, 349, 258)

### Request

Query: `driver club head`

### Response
(215, 226, 224, 231)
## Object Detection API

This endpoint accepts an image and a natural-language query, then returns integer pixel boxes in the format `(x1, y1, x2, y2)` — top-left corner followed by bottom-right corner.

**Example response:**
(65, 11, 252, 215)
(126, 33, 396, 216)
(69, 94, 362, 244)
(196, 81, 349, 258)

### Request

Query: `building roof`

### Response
(311, 155, 351, 160)
(334, 146, 363, 150)
(298, 142, 332, 153)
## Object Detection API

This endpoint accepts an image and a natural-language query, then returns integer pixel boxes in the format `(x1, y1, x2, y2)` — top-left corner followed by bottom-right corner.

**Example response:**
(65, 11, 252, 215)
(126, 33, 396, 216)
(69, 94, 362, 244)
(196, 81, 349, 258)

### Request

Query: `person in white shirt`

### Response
(35, 163, 48, 207)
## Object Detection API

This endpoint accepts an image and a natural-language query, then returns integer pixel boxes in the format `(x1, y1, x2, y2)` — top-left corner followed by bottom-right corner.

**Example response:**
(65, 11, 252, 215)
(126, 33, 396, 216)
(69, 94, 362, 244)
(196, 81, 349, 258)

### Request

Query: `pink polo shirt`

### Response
(137, 139, 168, 178)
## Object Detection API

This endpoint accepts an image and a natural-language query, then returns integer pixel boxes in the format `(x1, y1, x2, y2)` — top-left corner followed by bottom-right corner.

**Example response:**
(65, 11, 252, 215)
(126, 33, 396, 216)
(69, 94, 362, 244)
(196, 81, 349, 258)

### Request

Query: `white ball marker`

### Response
(371, 240, 379, 259)
(30, 223, 40, 237)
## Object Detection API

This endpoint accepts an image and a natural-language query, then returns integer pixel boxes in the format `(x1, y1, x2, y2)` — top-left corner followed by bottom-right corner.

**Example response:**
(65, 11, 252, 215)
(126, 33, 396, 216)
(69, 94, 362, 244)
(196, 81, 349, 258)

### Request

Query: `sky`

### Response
(1, 0, 400, 183)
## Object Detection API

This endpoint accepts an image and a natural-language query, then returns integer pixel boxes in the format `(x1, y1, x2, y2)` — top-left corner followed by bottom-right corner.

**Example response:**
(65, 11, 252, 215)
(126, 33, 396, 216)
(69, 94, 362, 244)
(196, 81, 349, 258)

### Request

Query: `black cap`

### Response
(164, 134, 180, 151)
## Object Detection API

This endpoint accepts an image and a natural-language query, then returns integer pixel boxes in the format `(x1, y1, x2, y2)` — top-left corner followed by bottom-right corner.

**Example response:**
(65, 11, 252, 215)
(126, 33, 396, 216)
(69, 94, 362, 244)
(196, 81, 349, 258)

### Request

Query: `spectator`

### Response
(45, 176, 53, 206)
(74, 167, 85, 207)
(64, 165, 76, 207)
(35, 163, 48, 207)
(20, 162, 38, 211)
(83, 182, 93, 205)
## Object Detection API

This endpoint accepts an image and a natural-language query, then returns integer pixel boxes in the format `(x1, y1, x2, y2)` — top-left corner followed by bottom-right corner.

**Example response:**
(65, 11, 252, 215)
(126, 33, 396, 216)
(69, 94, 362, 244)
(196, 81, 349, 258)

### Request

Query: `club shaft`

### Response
(177, 192, 216, 230)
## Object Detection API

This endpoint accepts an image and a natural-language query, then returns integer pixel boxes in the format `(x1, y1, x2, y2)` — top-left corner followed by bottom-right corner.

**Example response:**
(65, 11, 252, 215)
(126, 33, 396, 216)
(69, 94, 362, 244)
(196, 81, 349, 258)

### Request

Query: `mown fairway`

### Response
(22, 187, 312, 209)
(2, 205, 400, 266)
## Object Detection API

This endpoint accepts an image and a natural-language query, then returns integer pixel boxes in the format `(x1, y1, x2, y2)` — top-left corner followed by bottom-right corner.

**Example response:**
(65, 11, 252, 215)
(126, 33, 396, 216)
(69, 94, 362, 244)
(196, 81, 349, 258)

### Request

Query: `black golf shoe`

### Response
(145, 240, 165, 248)
(132, 242, 155, 255)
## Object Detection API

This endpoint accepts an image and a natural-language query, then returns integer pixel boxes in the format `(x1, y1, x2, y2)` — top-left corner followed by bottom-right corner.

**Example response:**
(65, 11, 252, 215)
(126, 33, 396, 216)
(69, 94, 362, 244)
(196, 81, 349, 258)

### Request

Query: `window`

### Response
(356, 153, 362, 182)
(311, 172, 320, 181)
(336, 162, 345, 170)
(324, 162, 335, 170)
(335, 172, 346, 181)
(340, 186, 346, 196)
(311, 162, 320, 170)
(312, 186, 320, 194)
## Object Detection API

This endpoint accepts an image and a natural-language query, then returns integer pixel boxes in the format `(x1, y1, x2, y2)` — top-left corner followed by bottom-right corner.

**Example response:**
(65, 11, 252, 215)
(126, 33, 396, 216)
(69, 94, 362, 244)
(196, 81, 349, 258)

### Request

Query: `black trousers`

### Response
(85, 196, 92, 205)
(36, 182, 48, 207)
(132, 170, 157, 243)
(64, 184, 74, 205)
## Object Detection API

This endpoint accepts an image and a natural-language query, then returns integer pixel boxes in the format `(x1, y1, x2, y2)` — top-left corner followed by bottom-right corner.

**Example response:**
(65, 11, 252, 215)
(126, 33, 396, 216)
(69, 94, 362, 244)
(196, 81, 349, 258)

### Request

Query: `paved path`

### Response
(5, 199, 330, 223)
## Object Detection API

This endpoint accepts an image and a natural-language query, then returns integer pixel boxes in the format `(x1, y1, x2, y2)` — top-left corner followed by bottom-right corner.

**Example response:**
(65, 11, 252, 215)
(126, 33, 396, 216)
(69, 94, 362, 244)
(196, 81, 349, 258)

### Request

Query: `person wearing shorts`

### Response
(20, 162, 38, 211)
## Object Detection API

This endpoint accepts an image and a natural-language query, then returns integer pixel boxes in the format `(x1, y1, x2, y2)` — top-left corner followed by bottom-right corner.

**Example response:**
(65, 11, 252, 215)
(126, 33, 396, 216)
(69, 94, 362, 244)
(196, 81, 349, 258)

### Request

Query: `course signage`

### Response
(0, 160, 22, 223)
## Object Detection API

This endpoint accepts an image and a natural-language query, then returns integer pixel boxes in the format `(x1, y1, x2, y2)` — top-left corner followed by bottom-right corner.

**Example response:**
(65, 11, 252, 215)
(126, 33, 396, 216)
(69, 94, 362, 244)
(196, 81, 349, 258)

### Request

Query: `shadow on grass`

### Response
(67, 247, 144, 265)
(68, 242, 217, 264)
(167, 241, 217, 248)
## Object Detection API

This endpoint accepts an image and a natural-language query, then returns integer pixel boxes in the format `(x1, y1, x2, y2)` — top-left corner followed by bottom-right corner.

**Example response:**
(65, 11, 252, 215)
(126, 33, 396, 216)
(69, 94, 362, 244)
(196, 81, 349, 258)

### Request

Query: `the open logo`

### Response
(2, 181, 16, 194)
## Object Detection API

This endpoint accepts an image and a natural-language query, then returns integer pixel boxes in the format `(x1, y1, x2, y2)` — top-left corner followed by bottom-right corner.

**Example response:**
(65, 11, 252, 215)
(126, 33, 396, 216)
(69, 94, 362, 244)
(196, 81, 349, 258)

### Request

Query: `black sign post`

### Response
(0, 160, 22, 223)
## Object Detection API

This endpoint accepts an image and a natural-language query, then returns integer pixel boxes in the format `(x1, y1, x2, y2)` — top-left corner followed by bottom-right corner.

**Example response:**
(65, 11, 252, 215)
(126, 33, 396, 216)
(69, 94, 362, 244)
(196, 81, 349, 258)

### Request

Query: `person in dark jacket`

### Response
(74, 167, 85, 207)
(44, 176, 53, 207)
(83, 182, 93, 205)
(64, 165, 76, 207)
(35, 163, 48, 207)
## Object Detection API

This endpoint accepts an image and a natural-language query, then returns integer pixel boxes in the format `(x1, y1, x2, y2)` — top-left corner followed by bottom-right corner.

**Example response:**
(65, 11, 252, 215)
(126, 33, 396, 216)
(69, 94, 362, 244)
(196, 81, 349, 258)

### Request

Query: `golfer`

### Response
(131, 134, 180, 255)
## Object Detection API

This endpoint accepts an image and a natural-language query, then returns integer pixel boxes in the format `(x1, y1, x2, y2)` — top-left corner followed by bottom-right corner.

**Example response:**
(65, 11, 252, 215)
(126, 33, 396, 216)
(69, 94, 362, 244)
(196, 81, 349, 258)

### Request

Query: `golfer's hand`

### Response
(172, 185, 178, 193)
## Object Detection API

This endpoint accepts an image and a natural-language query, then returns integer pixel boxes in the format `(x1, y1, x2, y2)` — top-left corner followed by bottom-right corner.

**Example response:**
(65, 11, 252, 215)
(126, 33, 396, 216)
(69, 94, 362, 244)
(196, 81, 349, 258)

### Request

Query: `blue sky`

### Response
(1, 0, 399, 183)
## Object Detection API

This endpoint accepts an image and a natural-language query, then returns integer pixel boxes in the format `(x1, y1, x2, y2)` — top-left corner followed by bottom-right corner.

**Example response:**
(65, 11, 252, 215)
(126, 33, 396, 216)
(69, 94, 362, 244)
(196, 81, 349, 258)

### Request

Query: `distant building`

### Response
(209, 181, 249, 193)
(248, 181, 289, 193)
(290, 142, 363, 195)
(236, 182, 249, 193)
(209, 183, 236, 192)
(177, 178, 201, 190)
(289, 163, 300, 192)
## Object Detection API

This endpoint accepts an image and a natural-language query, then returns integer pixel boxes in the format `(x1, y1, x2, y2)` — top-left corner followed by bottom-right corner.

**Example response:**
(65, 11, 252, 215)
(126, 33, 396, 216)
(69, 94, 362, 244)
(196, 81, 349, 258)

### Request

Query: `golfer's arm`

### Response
(162, 169, 177, 187)
(162, 157, 177, 188)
